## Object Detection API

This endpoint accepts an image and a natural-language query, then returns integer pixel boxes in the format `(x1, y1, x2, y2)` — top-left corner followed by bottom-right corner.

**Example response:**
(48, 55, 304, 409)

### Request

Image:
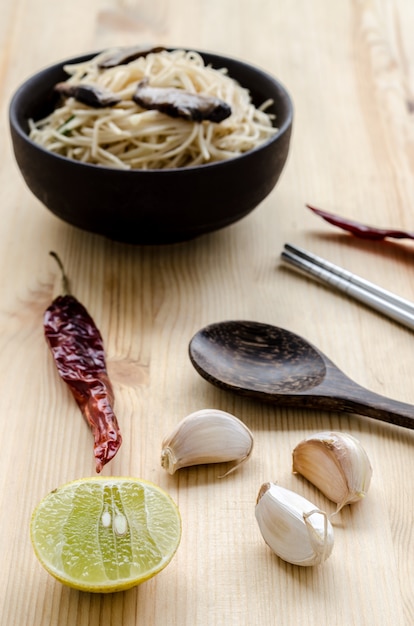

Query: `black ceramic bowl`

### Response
(9, 49, 293, 244)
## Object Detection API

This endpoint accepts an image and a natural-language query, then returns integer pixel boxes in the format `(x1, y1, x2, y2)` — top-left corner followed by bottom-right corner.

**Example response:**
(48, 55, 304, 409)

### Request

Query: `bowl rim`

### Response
(9, 47, 294, 175)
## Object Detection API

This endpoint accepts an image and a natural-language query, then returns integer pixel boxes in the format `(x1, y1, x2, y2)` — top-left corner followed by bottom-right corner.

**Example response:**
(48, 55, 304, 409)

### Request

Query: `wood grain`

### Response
(1, 0, 414, 624)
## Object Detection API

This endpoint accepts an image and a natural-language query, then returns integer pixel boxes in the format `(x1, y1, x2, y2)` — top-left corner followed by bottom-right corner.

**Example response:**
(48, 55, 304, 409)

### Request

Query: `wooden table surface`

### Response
(2, 1, 414, 624)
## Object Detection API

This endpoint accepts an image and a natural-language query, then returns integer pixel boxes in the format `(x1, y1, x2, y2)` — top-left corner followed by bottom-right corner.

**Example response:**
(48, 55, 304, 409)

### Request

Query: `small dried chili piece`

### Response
(44, 252, 122, 472)
(307, 204, 414, 241)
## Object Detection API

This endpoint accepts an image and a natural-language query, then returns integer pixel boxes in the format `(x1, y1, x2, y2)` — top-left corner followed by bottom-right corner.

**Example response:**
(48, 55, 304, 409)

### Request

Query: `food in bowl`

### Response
(9, 46, 293, 244)
(28, 46, 277, 170)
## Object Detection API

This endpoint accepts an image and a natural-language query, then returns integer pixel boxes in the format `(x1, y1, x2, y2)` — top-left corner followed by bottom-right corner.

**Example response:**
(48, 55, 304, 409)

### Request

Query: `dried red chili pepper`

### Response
(307, 204, 414, 241)
(44, 252, 122, 472)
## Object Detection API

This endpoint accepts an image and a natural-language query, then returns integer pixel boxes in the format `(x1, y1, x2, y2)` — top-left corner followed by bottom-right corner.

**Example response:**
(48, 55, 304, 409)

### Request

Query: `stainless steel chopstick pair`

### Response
(281, 243, 414, 332)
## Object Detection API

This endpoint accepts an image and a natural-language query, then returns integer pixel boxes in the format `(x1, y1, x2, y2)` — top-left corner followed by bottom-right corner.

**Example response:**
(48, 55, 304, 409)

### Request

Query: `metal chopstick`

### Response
(283, 243, 414, 314)
(281, 243, 414, 332)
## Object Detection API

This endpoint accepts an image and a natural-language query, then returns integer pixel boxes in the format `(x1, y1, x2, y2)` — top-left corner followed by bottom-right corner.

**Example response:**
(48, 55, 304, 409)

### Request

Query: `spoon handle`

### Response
(317, 361, 414, 430)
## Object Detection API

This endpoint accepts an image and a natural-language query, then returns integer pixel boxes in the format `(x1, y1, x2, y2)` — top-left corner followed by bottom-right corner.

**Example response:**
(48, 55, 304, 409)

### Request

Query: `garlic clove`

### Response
(292, 431, 373, 513)
(255, 482, 334, 566)
(161, 409, 254, 475)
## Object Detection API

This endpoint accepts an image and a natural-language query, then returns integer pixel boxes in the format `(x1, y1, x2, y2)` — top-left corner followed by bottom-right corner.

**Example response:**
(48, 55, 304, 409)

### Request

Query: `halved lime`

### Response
(30, 477, 181, 593)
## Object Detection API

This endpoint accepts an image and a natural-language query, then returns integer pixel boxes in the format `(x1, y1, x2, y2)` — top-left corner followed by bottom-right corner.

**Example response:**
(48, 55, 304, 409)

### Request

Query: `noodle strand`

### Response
(29, 49, 276, 169)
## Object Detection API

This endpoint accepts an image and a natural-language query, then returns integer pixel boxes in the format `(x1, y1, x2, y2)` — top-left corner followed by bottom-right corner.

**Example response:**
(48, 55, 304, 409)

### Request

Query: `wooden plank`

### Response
(1, 0, 414, 624)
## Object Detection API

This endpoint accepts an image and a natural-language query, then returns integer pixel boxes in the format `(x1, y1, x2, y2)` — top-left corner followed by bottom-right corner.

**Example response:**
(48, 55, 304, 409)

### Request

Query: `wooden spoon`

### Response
(189, 320, 414, 430)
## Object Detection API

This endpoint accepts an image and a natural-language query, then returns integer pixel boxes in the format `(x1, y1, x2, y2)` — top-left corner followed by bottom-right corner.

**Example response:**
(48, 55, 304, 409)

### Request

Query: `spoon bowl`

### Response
(189, 320, 414, 430)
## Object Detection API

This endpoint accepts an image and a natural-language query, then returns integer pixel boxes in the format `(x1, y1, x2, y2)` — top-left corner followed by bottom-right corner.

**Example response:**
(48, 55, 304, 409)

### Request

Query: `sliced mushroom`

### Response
(98, 45, 166, 69)
(54, 82, 121, 108)
(132, 79, 231, 123)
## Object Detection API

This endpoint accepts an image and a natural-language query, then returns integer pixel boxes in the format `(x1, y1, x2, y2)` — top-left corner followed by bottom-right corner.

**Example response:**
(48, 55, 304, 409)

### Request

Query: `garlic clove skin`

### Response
(161, 409, 254, 475)
(255, 483, 334, 566)
(292, 431, 373, 513)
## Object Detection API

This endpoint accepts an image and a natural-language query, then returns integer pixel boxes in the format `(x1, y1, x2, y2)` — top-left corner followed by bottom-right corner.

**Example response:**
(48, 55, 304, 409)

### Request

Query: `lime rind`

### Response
(30, 477, 182, 593)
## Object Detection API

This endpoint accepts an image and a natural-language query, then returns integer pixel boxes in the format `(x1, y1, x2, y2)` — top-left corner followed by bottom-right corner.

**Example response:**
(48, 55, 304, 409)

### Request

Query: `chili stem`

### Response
(49, 251, 70, 295)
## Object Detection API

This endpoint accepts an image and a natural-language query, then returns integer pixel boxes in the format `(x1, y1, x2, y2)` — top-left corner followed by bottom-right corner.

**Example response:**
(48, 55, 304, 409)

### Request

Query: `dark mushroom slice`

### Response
(132, 79, 232, 123)
(54, 82, 121, 108)
(98, 45, 166, 69)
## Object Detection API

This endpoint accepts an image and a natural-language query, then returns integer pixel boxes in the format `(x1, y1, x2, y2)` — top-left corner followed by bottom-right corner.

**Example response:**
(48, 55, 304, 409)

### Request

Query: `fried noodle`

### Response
(29, 49, 277, 170)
